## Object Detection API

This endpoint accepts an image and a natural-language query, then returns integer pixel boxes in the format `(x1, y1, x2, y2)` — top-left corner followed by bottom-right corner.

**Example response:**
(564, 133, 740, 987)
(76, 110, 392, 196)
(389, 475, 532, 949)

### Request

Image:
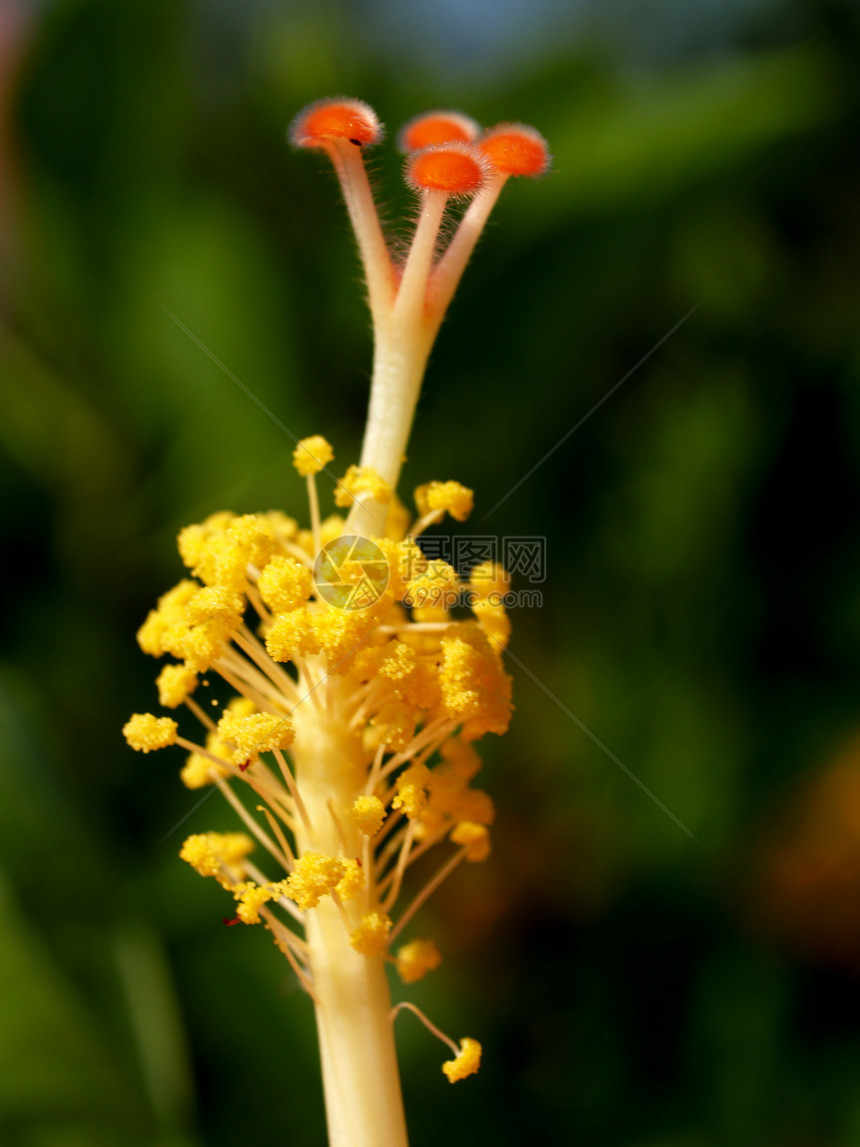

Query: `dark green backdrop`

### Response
(2, 1, 860, 1144)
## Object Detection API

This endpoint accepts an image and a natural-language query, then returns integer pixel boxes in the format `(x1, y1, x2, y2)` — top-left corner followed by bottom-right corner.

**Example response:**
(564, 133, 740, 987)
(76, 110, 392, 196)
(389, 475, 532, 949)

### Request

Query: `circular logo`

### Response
(313, 535, 389, 611)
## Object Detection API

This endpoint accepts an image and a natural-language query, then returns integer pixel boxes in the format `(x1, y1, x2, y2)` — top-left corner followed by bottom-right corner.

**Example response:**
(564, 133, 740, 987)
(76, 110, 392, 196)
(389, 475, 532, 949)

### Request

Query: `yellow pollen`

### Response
(336, 859, 365, 901)
(216, 711, 294, 764)
(180, 831, 254, 879)
(293, 435, 334, 476)
(350, 795, 386, 836)
(414, 480, 474, 522)
(350, 911, 392, 956)
(395, 938, 442, 983)
(334, 465, 392, 507)
(234, 881, 284, 924)
(257, 556, 314, 613)
(123, 713, 178, 752)
(450, 821, 491, 862)
(286, 854, 362, 910)
(391, 762, 431, 820)
(156, 663, 199, 708)
(442, 1037, 482, 1082)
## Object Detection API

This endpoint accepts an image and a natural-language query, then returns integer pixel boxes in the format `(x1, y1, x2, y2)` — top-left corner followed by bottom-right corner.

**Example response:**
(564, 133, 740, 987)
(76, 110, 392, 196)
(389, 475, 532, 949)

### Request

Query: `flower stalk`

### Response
(125, 97, 548, 1147)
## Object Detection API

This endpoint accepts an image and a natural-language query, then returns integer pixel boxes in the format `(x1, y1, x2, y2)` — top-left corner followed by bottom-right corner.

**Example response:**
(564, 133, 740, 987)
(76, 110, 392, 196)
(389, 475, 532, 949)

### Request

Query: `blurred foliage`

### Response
(2, 0, 860, 1144)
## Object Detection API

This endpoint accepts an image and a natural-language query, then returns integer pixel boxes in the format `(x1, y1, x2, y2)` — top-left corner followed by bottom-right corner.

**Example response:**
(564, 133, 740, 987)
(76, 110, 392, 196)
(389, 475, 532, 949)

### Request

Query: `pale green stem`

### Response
(347, 318, 434, 536)
(291, 678, 409, 1147)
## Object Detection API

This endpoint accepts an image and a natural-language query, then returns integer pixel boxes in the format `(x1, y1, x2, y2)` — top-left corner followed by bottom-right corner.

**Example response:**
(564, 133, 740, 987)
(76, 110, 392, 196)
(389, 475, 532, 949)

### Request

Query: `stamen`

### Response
(245, 582, 271, 626)
(175, 735, 229, 767)
(255, 798, 295, 867)
(260, 906, 318, 1001)
(375, 817, 407, 879)
(363, 741, 387, 799)
(327, 798, 349, 852)
(272, 747, 312, 831)
(388, 846, 466, 944)
(235, 627, 300, 701)
(185, 694, 217, 731)
(378, 717, 459, 781)
(215, 652, 297, 711)
(381, 821, 416, 911)
(243, 857, 304, 924)
(219, 778, 292, 872)
(390, 1001, 460, 1057)
(408, 508, 445, 538)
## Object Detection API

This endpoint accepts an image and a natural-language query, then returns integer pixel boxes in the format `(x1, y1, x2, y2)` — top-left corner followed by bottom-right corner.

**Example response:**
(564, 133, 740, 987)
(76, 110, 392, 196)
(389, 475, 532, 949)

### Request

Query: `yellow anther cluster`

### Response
(136, 571, 246, 674)
(439, 624, 513, 738)
(178, 512, 277, 593)
(450, 821, 491, 862)
(414, 480, 474, 522)
(376, 537, 426, 598)
(186, 585, 245, 627)
(367, 702, 415, 752)
(395, 938, 442, 984)
(257, 556, 313, 613)
(350, 911, 392, 956)
(391, 763, 431, 820)
(350, 795, 386, 836)
(442, 1037, 482, 1083)
(335, 858, 365, 901)
(156, 663, 198, 709)
(405, 559, 461, 610)
(123, 713, 178, 753)
(265, 607, 316, 661)
(180, 832, 254, 883)
(333, 465, 392, 507)
(286, 854, 363, 910)
(217, 711, 294, 764)
(233, 880, 288, 924)
(292, 434, 334, 477)
(129, 437, 515, 1092)
(136, 580, 197, 657)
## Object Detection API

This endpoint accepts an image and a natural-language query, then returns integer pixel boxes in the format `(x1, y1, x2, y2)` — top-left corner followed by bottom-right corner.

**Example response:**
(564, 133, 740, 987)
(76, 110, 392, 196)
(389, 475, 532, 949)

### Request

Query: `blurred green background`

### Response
(2, 0, 860, 1143)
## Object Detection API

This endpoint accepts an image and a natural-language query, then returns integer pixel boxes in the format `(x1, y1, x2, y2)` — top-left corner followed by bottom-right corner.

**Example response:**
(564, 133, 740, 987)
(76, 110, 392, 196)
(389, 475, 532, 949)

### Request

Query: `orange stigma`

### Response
(290, 97, 383, 149)
(406, 143, 488, 196)
(479, 123, 550, 178)
(398, 110, 480, 153)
